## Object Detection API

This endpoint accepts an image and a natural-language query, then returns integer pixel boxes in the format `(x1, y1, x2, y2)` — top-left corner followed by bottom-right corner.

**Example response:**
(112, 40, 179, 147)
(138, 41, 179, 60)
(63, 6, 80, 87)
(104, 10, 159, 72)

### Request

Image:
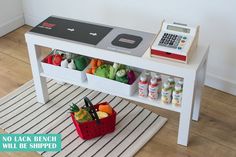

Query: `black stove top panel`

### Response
(30, 17, 113, 45)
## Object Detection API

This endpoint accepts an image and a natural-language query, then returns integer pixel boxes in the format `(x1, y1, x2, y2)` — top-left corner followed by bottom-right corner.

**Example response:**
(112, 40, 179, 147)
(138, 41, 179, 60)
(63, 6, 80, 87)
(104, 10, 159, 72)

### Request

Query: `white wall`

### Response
(0, 0, 24, 37)
(22, 0, 236, 95)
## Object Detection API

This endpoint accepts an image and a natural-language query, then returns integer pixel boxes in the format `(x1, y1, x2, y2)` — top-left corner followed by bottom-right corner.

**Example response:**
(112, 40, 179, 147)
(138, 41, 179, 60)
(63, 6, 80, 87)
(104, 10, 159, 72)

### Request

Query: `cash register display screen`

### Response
(119, 38, 135, 44)
(167, 25, 190, 33)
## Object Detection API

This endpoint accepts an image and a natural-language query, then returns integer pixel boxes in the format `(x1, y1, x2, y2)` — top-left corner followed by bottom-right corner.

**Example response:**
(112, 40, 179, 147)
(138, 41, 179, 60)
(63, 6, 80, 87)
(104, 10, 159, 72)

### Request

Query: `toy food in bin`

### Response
(44, 49, 89, 71)
(70, 97, 116, 140)
(86, 58, 137, 85)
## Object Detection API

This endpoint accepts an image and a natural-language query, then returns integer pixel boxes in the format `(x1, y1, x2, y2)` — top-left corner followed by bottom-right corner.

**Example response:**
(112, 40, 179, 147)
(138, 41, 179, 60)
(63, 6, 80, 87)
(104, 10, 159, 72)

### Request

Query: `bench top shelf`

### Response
(26, 31, 209, 78)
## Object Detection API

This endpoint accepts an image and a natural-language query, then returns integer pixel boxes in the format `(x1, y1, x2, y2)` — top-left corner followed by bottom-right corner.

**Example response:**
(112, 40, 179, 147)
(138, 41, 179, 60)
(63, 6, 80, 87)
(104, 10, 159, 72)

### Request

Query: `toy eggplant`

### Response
(127, 70, 136, 84)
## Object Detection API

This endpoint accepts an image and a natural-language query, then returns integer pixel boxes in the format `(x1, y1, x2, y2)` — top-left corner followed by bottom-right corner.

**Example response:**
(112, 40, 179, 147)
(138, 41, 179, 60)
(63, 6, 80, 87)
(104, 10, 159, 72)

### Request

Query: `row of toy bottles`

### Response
(138, 71, 183, 107)
(138, 71, 162, 99)
(161, 79, 183, 107)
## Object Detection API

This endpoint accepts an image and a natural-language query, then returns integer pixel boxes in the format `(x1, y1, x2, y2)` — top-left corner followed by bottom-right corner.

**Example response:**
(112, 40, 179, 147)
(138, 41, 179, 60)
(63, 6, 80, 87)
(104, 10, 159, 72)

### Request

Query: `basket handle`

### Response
(84, 97, 100, 124)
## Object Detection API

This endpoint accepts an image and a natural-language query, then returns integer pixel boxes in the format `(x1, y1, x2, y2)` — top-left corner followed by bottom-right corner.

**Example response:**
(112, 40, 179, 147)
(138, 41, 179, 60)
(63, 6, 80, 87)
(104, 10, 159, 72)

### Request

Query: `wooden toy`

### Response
(151, 21, 199, 63)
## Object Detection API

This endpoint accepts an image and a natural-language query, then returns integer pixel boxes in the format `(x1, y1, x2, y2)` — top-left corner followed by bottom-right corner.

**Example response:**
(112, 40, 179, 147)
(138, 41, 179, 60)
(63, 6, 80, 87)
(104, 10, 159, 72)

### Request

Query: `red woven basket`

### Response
(71, 99, 116, 140)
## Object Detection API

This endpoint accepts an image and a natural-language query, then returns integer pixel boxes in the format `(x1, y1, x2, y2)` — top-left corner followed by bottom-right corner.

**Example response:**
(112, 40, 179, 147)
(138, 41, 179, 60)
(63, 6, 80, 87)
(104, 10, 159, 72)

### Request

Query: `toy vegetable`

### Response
(115, 69, 128, 83)
(61, 59, 69, 68)
(68, 59, 76, 70)
(95, 64, 110, 78)
(74, 56, 88, 71)
(108, 63, 120, 80)
(108, 66, 116, 80)
(127, 70, 136, 84)
(86, 58, 104, 74)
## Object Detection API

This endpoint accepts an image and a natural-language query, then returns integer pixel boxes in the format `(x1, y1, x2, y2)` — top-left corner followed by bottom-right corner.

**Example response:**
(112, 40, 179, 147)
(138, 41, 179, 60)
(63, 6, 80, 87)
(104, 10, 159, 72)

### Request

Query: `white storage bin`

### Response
(41, 56, 88, 83)
(86, 71, 140, 96)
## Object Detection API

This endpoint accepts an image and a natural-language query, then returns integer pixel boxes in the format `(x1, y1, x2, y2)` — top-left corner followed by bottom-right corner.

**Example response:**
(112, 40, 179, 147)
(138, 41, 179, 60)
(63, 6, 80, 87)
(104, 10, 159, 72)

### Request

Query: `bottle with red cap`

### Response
(138, 74, 148, 97)
(154, 73, 162, 94)
(148, 77, 159, 100)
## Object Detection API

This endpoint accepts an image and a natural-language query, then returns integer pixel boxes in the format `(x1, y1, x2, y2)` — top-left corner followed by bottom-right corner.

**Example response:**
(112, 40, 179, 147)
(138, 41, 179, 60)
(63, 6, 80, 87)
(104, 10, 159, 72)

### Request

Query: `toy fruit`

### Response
(61, 59, 69, 68)
(75, 109, 93, 123)
(74, 56, 88, 71)
(70, 103, 80, 113)
(98, 103, 113, 115)
(68, 59, 76, 70)
(52, 54, 63, 66)
(47, 55, 53, 64)
(127, 70, 136, 84)
(96, 111, 109, 119)
(70, 103, 93, 123)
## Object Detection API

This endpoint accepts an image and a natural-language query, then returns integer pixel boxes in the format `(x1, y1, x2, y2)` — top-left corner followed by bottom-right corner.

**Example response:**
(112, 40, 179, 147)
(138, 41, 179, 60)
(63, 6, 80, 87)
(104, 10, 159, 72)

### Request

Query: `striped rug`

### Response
(0, 80, 167, 157)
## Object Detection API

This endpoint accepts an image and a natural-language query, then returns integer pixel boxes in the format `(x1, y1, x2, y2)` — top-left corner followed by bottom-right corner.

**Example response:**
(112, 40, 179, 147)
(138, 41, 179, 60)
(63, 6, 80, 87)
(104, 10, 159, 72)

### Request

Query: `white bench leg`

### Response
(177, 74, 196, 146)
(192, 59, 207, 121)
(27, 44, 49, 104)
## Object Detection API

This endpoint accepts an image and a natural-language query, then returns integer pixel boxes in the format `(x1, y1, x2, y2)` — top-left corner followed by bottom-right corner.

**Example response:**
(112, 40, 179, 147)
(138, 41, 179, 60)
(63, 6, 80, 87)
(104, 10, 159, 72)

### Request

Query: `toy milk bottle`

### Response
(167, 76, 175, 91)
(154, 73, 162, 93)
(177, 79, 184, 89)
(138, 74, 148, 97)
(172, 84, 183, 107)
(161, 82, 172, 104)
(148, 77, 158, 100)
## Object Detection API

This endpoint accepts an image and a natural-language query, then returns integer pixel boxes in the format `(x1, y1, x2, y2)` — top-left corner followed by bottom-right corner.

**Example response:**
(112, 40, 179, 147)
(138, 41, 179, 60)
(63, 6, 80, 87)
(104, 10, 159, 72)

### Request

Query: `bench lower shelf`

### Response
(40, 72, 181, 113)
